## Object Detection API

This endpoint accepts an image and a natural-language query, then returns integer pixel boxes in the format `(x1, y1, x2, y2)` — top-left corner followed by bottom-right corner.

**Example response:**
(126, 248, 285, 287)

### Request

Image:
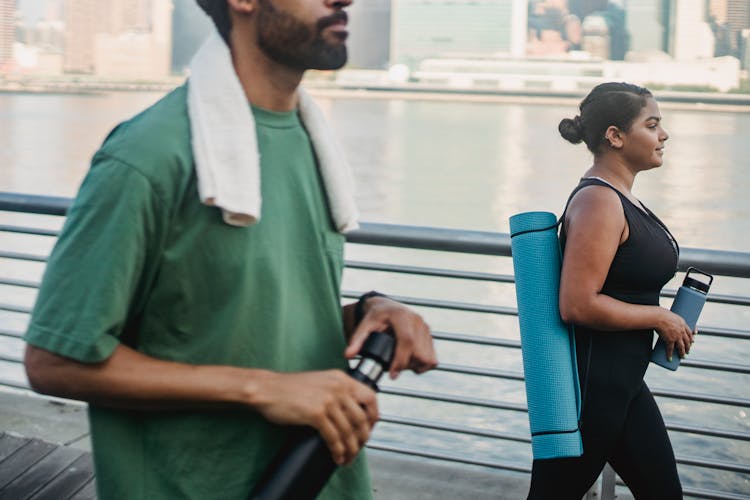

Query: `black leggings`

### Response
(527, 381, 682, 499)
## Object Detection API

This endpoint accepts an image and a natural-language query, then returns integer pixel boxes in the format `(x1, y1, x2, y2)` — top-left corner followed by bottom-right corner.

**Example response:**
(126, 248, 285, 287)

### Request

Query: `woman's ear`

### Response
(604, 126, 623, 149)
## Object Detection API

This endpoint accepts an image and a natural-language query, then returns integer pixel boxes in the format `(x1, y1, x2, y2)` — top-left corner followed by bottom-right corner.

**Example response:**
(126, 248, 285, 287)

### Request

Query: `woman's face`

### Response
(620, 97, 669, 170)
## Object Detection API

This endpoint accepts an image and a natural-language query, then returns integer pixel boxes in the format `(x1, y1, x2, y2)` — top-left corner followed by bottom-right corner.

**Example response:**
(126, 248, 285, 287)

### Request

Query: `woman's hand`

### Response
(655, 309, 694, 361)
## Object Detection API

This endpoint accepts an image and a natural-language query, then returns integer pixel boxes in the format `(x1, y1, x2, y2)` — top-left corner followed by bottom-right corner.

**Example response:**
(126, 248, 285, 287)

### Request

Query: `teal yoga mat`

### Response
(509, 211, 583, 460)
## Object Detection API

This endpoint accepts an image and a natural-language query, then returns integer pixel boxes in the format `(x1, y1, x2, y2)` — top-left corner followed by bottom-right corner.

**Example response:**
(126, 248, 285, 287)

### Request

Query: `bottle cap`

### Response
(683, 276, 710, 294)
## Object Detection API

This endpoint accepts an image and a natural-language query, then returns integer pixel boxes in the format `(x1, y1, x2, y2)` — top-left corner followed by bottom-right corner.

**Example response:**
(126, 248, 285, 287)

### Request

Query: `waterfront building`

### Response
(95, 0, 172, 79)
(409, 54, 740, 92)
(582, 14, 609, 59)
(63, 0, 100, 73)
(625, 0, 666, 53)
(64, 0, 173, 78)
(668, 0, 715, 60)
(390, 0, 527, 69)
(0, 0, 15, 68)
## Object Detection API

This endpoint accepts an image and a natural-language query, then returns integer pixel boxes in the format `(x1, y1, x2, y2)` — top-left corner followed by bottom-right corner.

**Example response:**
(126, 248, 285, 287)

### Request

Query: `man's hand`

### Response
(345, 296, 437, 379)
(252, 370, 378, 465)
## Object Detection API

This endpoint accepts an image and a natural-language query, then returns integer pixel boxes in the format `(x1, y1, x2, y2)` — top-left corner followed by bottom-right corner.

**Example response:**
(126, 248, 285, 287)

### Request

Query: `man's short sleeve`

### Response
(24, 154, 167, 363)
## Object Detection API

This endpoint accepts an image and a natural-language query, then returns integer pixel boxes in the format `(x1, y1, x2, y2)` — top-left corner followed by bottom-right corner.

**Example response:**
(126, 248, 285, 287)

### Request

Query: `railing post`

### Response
(583, 479, 599, 499)
(600, 463, 616, 500)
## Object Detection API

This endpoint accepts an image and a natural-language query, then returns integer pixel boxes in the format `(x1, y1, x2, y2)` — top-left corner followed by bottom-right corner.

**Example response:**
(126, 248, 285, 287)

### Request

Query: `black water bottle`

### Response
(249, 331, 395, 500)
(651, 267, 713, 370)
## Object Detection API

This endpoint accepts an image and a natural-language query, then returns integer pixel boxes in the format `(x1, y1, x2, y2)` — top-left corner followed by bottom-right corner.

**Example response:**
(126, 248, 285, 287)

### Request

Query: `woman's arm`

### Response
(559, 186, 693, 359)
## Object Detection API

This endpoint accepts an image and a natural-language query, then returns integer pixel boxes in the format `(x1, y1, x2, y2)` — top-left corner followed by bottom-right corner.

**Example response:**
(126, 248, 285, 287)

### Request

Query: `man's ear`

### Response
(227, 0, 257, 15)
(604, 126, 624, 149)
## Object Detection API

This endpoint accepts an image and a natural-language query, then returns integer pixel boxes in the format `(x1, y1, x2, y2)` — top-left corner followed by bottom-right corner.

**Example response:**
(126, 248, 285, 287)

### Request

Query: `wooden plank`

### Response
(69, 478, 97, 500)
(0, 433, 29, 462)
(30, 453, 94, 500)
(0, 445, 85, 500)
(0, 438, 56, 490)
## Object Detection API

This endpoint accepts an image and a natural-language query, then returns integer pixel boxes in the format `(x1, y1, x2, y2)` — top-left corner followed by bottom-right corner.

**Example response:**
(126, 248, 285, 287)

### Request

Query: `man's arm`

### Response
(343, 295, 438, 379)
(25, 343, 376, 465)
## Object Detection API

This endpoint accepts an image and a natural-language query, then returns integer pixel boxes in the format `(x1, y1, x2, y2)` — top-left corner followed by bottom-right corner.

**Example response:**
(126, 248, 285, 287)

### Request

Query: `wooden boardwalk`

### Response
(0, 432, 95, 499)
(0, 391, 534, 500)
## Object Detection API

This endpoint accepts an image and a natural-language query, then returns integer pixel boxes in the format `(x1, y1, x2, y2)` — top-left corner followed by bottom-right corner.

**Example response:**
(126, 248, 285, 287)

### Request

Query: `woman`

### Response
(527, 82, 693, 499)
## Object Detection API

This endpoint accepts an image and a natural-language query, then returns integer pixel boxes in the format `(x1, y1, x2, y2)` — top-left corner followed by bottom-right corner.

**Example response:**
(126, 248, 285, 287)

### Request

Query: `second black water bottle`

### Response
(249, 331, 395, 500)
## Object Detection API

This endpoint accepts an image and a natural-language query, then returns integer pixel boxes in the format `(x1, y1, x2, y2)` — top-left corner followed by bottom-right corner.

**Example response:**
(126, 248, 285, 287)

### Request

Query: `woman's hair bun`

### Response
(558, 115, 584, 144)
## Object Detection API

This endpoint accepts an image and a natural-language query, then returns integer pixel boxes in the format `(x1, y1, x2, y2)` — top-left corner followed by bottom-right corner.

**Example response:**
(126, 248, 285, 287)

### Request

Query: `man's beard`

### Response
(256, 0, 348, 70)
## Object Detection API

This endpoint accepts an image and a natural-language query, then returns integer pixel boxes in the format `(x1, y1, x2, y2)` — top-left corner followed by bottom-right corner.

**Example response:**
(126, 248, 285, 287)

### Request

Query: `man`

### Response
(23, 1, 436, 498)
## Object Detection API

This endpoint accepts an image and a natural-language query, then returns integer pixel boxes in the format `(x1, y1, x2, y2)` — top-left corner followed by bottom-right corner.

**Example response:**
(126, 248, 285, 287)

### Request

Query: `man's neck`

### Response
(229, 36, 304, 112)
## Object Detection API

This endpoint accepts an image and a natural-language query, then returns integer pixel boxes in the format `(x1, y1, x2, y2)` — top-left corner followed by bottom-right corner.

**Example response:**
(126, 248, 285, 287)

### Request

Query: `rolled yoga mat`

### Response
(509, 211, 583, 460)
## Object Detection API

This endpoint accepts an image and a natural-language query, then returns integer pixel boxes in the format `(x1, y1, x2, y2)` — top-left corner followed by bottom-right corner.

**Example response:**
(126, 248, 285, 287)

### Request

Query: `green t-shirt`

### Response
(25, 85, 371, 500)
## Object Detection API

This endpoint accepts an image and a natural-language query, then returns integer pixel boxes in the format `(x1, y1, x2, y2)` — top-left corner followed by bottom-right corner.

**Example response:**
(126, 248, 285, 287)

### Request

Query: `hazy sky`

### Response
(17, 0, 52, 23)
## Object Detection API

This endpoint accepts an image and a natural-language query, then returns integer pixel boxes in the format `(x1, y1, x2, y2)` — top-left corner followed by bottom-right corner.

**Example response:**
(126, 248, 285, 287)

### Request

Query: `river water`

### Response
(0, 89, 748, 494)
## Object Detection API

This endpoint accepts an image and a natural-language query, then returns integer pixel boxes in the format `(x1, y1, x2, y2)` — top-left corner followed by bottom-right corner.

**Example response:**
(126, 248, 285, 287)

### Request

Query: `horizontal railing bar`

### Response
(345, 260, 515, 283)
(379, 414, 531, 443)
(0, 251, 48, 263)
(702, 293, 750, 308)
(2, 193, 749, 277)
(676, 247, 750, 279)
(0, 278, 41, 289)
(0, 378, 29, 391)
(693, 326, 750, 341)
(0, 224, 60, 237)
(679, 487, 750, 500)
(0, 192, 71, 216)
(366, 441, 532, 474)
(660, 287, 750, 307)
(676, 454, 750, 475)
(351, 222, 513, 256)
(0, 303, 32, 314)
(614, 478, 750, 500)
(342, 290, 518, 316)
(438, 355, 746, 379)
(383, 384, 749, 414)
(0, 329, 24, 339)
(348, 222, 750, 278)
(680, 359, 750, 375)
(652, 389, 749, 408)
(436, 362, 525, 381)
(432, 330, 522, 349)
(668, 423, 750, 442)
(381, 387, 528, 413)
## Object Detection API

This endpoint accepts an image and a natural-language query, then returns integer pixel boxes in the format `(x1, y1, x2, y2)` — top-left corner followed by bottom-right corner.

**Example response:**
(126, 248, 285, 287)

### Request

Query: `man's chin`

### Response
(308, 48, 348, 71)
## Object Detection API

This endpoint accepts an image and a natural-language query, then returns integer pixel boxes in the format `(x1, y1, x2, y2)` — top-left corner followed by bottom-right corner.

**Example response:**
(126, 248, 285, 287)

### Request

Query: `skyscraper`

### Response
(669, 0, 714, 60)
(626, 0, 666, 53)
(726, 0, 749, 31)
(63, 0, 100, 73)
(391, 0, 527, 68)
(0, 0, 14, 67)
(64, 0, 173, 77)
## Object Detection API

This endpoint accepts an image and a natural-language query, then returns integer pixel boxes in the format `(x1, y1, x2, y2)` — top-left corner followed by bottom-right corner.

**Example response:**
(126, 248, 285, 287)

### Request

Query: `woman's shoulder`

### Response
(568, 182, 623, 215)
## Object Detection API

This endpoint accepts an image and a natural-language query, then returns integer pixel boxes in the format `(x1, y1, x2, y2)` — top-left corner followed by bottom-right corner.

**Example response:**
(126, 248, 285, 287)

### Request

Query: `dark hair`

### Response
(197, 0, 232, 44)
(558, 82, 653, 154)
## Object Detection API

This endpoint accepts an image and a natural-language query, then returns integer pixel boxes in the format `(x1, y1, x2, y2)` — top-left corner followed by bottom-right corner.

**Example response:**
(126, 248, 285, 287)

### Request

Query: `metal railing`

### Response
(1, 192, 749, 500)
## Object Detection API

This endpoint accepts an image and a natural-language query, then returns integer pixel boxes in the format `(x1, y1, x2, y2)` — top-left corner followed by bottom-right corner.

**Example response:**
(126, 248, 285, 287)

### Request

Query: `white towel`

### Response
(187, 28, 359, 232)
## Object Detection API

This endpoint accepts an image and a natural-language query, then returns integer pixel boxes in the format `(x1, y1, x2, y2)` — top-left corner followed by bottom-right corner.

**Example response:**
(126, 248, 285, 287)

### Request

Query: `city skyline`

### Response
(2, 0, 749, 90)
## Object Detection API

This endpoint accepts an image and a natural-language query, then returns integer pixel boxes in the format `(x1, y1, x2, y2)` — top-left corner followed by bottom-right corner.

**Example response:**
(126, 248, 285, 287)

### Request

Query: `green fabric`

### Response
(25, 85, 371, 500)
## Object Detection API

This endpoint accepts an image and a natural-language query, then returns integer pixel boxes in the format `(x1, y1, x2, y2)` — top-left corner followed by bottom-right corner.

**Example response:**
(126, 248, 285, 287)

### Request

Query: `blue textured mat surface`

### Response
(510, 211, 583, 460)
